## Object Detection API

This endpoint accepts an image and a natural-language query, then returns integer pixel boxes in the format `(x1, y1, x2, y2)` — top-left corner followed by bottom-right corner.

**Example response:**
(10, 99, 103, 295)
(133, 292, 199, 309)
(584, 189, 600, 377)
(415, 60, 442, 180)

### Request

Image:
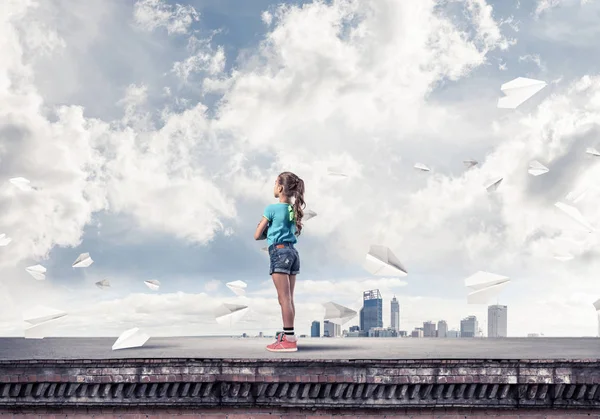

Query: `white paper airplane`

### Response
(497, 77, 547, 109)
(528, 160, 549, 176)
(144, 279, 160, 291)
(463, 159, 478, 169)
(327, 167, 348, 177)
(72, 252, 94, 268)
(23, 306, 68, 325)
(486, 178, 503, 192)
(553, 254, 574, 262)
(226, 280, 247, 296)
(23, 306, 68, 339)
(554, 202, 595, 232)
(322, 301, 357, 325)
(566, 188, 589, 204)
(9, 177, 33, 191)
(363, 245, 408, 277)
(304, 209, 317, 221)
(0, 233, 12, 247)
(112, 327, 150, 350)
(215, 303, 249, 325)
(585, 147, 600, 157)
(95, 279, 111, 289)
(414, 163, 431, 172)
(464, 271, 510, 304)
(25, 264, 46, 280)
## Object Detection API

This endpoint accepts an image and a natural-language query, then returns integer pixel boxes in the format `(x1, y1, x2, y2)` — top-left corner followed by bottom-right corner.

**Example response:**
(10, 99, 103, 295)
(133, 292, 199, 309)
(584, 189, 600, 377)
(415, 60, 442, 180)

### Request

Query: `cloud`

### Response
(1, 0, 599, 339)
(133, 0, 199, 35)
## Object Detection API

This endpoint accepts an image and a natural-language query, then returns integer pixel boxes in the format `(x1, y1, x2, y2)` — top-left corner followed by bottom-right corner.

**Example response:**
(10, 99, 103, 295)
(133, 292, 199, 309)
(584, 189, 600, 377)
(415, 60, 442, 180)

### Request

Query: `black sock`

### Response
(283, 327, 295, 336)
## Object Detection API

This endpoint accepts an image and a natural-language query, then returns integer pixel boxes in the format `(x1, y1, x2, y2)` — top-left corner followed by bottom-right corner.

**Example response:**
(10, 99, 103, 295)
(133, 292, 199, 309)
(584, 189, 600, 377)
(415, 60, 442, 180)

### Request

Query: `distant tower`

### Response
(311, 321, 320, 338)
(391, 296, 400, 332)
(323, 320, 340, 337)
(360, 289, 383, 333)
(437, 320, 448, 338)
(423, 321, 436, 337)
(488, 305, 508, 337)
(460, 316, 478, 338)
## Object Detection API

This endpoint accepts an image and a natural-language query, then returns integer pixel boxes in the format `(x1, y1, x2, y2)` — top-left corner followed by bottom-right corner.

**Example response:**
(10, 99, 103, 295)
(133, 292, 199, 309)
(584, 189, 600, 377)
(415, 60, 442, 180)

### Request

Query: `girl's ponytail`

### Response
(293, 178, 305, 236)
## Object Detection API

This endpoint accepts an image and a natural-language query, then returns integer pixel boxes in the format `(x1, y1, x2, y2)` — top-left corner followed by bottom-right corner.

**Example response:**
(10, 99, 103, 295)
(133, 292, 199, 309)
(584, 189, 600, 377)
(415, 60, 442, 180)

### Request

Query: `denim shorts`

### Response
(268, 243, 300, 276)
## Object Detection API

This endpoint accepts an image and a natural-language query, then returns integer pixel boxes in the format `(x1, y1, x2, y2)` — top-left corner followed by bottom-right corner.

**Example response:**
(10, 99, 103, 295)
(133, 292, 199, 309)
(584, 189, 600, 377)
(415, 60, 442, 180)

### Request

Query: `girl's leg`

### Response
(289, 274, 296, 320)
(271, 273, 294, 328)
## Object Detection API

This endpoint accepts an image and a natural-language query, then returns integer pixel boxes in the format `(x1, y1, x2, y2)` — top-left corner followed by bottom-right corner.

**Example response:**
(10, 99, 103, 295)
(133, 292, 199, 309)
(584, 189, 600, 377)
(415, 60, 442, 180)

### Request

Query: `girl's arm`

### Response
(254, 217, 269, 240)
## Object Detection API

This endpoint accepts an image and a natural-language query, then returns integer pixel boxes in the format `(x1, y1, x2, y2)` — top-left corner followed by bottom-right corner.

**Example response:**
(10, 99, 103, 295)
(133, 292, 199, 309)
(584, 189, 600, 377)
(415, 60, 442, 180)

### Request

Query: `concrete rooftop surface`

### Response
(0, 337, 598, 360)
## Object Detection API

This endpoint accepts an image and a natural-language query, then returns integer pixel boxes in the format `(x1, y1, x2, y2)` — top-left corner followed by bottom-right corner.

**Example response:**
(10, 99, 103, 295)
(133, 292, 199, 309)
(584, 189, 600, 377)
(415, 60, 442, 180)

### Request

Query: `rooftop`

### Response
(1, 336, 599, 360)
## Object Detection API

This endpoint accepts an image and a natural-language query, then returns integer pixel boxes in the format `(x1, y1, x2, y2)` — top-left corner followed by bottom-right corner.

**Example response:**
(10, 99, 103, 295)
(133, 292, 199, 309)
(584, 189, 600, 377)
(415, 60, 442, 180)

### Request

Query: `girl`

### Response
(254, 171, 305, 352)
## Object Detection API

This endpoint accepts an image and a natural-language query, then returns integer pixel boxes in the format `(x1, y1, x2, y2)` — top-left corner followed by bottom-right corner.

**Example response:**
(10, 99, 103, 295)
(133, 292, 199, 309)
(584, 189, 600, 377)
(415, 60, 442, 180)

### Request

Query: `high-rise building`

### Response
(411, 328, 424, 338)
(460, 315, 478, 338)
(488, 305, 508, 338)
(447, 329, 460, 338)
(423, 321, 436, 337)
(323, 320, 341, 337)
(437, 320, 448, 338)
(391, 296, 400, 331)
(311, 321, 320, 338)
(360, 289, 383, 333)
(349, 325, 360, 332)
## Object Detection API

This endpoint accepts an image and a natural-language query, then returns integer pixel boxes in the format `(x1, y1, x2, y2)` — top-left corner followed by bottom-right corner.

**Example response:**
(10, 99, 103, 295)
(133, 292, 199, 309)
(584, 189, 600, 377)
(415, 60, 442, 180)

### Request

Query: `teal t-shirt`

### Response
(263, 203, 297, 246)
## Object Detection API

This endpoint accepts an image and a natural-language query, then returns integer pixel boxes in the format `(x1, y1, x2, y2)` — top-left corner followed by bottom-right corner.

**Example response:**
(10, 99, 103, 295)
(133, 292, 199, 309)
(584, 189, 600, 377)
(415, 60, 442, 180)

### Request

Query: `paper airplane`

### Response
(23, 306, 67, 325)
(414, 163, 430, 172)
(95, 279, 111, 289)
(497, 77, 547, 109)
(0, 233, 12, 247)
(9, 177, 33, 191)
(327, 168, 348, 177)
(463, 159, 478, 169)
(215, 303, 249, 325)
(465, 271, 510, 304)
(23, 306, 68, 339)
(554, 202, 595, 232)
(528, 160, 549, 176)
(363, 245, 408, 277)
(226, 280, 247, 296)
(72, 252, 93, 268)
(486, 178, 503, 192)
(585, 147, 600, 157)
(566, 188, 589, 204)
(553, 254, 574, 262)
(144, 279, 161, 290)
(25, 264, 46, 280)
(112, 327, 150, 350)
(322, 301, 357, 325)
(304, 209, 317, 221)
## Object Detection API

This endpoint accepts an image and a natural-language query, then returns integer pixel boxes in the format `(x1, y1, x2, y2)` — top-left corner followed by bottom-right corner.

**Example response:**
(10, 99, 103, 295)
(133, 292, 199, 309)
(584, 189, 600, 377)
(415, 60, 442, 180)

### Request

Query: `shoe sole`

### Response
(266, 347, 298, 352)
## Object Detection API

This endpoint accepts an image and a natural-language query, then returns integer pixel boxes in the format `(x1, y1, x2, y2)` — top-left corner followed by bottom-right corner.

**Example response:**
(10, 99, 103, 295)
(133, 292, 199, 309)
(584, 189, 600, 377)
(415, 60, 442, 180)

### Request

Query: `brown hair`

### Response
(277, 171, 306, 236)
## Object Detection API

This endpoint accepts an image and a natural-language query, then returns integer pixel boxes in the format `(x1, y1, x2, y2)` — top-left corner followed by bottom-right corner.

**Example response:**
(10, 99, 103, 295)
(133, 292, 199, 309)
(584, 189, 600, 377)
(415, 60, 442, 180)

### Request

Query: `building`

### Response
(460, 316, 478, 338)
(349, 325, 360, 332)
(311, 321, 320, 338)
(411, 328, 424, 338)
(437, 320, 448, 338)
(368, 327, 398, 337)
(390, 295, 400, 331)
(447, 329, 460, 338)
(423, 321, 436, 337)
(488, 305, 508, 338)
(323, 320, 341, 337)
(360, 289, 383, 333)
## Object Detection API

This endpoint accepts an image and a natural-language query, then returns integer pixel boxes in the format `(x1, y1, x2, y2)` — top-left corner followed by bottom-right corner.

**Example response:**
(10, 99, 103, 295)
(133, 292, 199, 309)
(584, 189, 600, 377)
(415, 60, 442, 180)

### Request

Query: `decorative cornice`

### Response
(0, 359, 598, 409)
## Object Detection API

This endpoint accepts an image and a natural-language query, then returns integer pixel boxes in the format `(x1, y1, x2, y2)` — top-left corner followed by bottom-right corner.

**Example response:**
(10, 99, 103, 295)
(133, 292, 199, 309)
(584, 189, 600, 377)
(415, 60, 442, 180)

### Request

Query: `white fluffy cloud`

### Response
(0, 0, 599, 339)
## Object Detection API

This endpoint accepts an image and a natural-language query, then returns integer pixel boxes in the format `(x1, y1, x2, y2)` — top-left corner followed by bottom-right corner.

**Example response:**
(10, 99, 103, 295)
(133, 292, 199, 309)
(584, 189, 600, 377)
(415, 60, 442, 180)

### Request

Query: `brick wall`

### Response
(1, 407, 600, 418)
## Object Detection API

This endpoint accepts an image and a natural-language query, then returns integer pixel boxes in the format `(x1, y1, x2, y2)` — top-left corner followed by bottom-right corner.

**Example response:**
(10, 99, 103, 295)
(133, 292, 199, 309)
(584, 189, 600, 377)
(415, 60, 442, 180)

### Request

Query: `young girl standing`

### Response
(254, 171, 305, 352)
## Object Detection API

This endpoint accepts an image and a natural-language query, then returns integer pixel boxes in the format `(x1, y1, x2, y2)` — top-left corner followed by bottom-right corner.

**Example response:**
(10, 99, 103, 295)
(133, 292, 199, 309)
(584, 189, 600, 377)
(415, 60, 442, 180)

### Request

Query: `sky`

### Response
(1, 0, 600, 339)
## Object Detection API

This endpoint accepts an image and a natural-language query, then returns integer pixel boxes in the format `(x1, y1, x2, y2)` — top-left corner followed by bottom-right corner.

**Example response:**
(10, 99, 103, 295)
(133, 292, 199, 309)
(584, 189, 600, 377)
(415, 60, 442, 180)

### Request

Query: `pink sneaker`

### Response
(266, 333, 298, 352)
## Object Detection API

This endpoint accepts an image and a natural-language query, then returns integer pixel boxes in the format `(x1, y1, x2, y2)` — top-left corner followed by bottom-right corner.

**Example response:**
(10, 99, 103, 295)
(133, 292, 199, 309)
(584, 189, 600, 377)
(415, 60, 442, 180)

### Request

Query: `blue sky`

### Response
(1, 0, 600, 339)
